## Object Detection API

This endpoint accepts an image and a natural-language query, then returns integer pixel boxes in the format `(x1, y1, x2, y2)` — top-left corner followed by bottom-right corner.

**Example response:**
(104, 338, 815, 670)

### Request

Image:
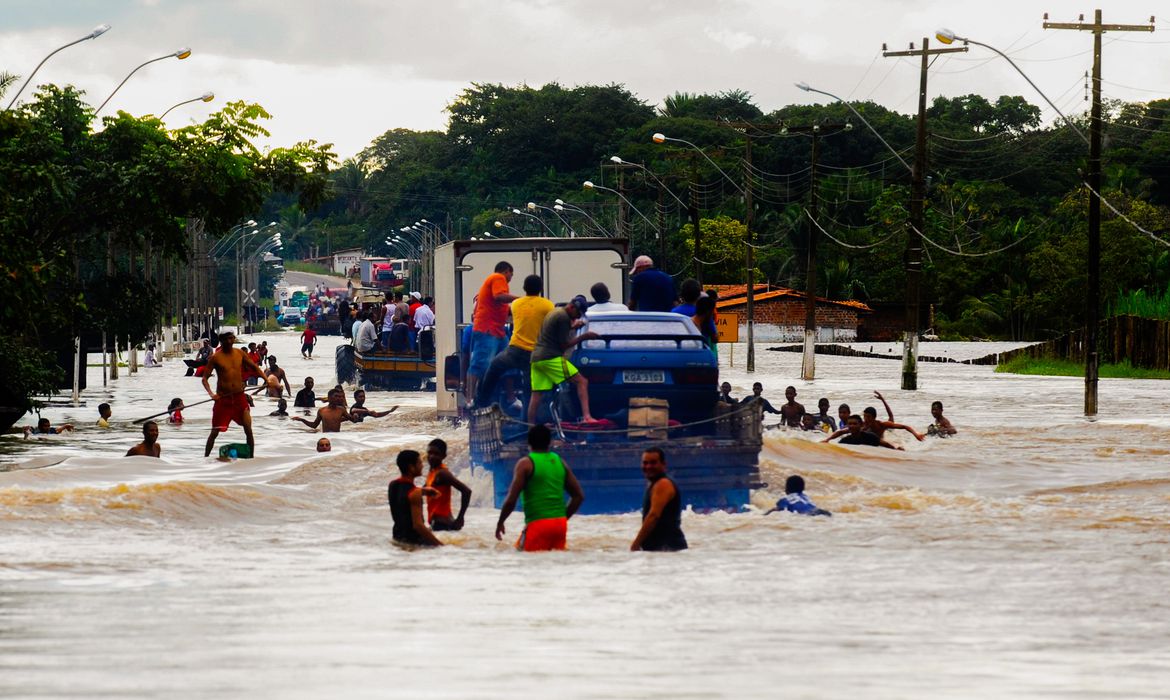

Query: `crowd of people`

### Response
(463, 255, 723, 422)
(344, 290, 436, 357)
(388, 424, 830, 551)
(718, 381, 957, 448)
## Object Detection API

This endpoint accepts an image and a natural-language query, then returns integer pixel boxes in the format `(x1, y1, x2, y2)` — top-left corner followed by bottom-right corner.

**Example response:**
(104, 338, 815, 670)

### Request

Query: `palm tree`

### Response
(0, 72, 18, 100)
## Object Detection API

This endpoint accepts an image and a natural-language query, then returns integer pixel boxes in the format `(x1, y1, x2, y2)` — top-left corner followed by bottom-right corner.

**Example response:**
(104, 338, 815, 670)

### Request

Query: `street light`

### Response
(582, 181, 657, 234)
(5, 23, 111, 110)
(554, 199, 610, 237)
(510, 207, 557, 236)
(494, 221, 523, 236)
(935, 28, 1088, 144)
(96, 47, 193, 115)
(160, 91, 214, 119)
(651, 133, 746, 195)
(794, 83, 913, 173)
(528, 201, 575, 237)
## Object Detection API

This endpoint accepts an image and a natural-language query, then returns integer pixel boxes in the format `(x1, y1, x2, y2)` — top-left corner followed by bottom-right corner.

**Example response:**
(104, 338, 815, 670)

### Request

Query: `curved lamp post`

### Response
(935, 28, 1088, 144)
(510, 207, 557, 236)
(97, 47, 192, 115)
(651, 133, 746, 196)
(582, 180, 657, 235)
(554, 199, 610, 237)
(494, 221, 523, 236)
(160, 91, 214, 119)
(528, 201, 575, 237)
(5, 23, 111, 110)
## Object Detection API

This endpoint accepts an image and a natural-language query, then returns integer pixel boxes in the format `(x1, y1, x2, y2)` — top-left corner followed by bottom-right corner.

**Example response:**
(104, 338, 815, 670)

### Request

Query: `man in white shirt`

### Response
(585, 282, 628, 316)
(413, 296, 436, 328)
(356, 311, 379, 353)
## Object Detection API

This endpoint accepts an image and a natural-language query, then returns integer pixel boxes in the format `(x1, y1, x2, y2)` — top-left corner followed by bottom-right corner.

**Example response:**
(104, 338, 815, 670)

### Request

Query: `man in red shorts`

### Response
(495, 425, 585, 551)
(202, 330, 264, 457)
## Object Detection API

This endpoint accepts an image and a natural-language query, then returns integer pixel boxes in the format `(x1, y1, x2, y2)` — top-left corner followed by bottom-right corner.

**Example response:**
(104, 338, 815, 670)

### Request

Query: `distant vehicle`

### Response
(278, 306, 304, 326)
(358, 257, 414, 289)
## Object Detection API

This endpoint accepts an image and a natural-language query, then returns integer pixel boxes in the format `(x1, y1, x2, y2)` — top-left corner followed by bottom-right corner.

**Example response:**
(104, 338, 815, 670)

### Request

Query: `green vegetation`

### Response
(284, 260, 334, 276)
(256, 83, 1170, 345)
(0, 79, 334, 412)
(1110, 287, 1170, 321)
(996, 356, 1170, 379)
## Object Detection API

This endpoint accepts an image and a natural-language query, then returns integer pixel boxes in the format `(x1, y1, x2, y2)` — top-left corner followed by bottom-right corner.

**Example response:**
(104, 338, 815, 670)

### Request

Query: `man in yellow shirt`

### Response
(475, 274, 553, 408)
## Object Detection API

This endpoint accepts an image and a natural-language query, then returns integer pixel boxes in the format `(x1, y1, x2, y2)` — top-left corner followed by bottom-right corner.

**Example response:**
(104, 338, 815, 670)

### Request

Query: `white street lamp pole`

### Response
(5, 24, 111, 110)
(96, 47, 192, 115)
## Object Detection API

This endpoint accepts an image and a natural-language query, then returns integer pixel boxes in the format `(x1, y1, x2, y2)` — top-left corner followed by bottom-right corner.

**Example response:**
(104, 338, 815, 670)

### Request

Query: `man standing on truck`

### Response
(495, 425, 585, 551)
(468, 262, 517, 402)
(476, 274, 552, 408)
(627, 255, 675, 312)
(527, 295, 600, 426)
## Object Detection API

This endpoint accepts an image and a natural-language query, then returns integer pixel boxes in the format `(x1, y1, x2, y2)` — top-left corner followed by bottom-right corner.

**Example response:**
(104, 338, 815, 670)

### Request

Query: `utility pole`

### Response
(778, 121, 849, 379)
(689, 165, 703, 285)
(883, 37, 967, 390)
(1045, 9, 1154, 416)
(743, 133, 755, 372)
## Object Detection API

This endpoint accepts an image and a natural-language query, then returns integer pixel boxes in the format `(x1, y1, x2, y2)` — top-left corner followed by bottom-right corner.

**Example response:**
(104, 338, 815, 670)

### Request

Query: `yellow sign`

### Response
(716, 312, 739, 343)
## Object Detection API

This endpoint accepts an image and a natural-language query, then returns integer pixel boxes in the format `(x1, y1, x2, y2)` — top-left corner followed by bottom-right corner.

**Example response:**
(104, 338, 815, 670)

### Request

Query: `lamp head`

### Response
(200, 91, 214, 102)
(246, 219, 257, 226)
(583, 180, 595, 190)
(526, 202, 537, 211)
(609, 155, 623, 164)
(90, 24, 112, 39)
(484, 232, 492, 237)
(935, 28, 957, 45)
(511, 208, 522, 215)
(651, 133, 666, 144)
(554, 204, 564, 211)
(795, 81, 811, 92)
(494, 221, 503, 228)
(174, 47, 192, 59)
(845, 121, 854, 131)
(420, 219, 428, 224)
(555, 198, 565, 205)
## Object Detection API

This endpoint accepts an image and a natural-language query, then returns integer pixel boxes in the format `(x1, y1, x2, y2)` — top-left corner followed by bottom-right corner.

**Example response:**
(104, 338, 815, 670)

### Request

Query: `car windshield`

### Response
(582, 318, 703, 349)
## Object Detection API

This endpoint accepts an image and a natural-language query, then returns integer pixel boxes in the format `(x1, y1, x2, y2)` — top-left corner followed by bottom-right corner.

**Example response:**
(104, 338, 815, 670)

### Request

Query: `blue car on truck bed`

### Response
(468, 310, 764, 514)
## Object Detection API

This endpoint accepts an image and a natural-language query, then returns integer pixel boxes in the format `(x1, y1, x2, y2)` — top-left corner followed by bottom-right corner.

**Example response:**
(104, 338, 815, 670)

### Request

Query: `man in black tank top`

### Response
(388, 450, 443, 547)
(630, 448, 687, 552)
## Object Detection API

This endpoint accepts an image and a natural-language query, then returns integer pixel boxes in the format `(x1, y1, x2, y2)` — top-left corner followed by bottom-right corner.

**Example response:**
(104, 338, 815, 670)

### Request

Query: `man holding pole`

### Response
(202, 330, 263, 458)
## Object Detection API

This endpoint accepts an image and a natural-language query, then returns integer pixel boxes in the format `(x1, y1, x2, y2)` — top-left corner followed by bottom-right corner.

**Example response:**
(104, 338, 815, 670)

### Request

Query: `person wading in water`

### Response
(202, 331, 263, 458)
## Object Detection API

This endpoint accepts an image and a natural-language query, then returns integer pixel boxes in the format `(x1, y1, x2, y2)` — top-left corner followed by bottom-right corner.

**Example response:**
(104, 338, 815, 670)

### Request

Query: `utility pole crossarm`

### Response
(1043, 21, 1153, 31)
(881, 46, 969, 57)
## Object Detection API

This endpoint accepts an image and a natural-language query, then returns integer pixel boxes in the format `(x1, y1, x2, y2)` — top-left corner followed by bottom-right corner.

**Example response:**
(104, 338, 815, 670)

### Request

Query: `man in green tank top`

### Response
(495, 425, 585, 551)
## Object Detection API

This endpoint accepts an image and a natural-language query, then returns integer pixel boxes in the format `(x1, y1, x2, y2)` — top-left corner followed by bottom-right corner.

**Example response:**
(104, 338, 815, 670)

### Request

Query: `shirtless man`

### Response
(825, 405, 924, 444)
(202, 331, 263, 457)
(349, 389, 397, 423)
(262, 356, 292, 398)
(292, 388, 356, 433)
(126, 421, 162, 458)
(778, 385, 805, 428)
(824, 414, 901, 450)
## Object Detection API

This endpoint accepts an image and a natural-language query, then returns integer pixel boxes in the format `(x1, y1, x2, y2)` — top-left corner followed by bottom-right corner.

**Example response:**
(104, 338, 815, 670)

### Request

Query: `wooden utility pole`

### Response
(743, 134, 755, 372)
(1045, 9, 1154, 416)
(883, 37, 967, 390)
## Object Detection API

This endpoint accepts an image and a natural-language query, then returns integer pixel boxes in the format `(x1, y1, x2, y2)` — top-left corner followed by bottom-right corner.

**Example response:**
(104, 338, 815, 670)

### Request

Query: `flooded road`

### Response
(2, 332, 1168, 698)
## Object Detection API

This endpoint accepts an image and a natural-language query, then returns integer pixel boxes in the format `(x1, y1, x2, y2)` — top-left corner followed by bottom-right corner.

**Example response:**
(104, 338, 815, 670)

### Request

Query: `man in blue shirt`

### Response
(627, 255, 675, 312)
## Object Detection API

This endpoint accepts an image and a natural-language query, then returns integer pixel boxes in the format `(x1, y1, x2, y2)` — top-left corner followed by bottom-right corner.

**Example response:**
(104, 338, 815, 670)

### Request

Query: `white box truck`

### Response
(434, 237, 630, 418)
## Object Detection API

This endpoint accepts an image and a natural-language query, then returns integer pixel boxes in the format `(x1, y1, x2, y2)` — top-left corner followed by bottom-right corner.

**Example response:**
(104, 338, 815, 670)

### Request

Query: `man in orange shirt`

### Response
(467, 261, 516, 402)
(475, 273, 552, 408)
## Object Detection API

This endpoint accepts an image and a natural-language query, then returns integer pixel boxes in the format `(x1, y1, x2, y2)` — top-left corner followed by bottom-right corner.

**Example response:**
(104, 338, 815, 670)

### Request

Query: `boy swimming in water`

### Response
(765, 475, 831, 517)
(926, 401, 957, 436)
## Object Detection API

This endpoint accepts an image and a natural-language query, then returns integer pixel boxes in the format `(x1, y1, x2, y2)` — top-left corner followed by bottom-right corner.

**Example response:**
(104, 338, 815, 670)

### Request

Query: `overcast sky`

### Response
(3, 0, 1168, 160)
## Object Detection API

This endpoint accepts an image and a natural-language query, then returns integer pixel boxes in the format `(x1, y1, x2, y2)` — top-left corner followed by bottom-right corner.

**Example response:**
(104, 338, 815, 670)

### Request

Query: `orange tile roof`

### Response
(716, 287, 871, 312)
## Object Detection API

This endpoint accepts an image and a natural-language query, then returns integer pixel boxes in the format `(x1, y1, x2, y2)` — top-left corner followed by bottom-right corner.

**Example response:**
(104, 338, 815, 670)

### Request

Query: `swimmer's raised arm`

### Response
(874, 390, 894, 421)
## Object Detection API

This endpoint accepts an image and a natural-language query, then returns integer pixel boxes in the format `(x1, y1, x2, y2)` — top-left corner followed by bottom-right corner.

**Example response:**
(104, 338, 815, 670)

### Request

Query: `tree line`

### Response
(271, 83, 1170, 341)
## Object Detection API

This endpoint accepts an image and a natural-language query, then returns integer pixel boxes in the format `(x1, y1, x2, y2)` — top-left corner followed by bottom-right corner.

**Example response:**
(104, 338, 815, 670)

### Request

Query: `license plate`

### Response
(622, 370, 664, 383)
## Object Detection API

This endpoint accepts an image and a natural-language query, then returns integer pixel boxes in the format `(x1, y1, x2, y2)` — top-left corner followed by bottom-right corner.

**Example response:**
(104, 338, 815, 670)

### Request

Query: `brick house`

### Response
(713, 284, 871, 342)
